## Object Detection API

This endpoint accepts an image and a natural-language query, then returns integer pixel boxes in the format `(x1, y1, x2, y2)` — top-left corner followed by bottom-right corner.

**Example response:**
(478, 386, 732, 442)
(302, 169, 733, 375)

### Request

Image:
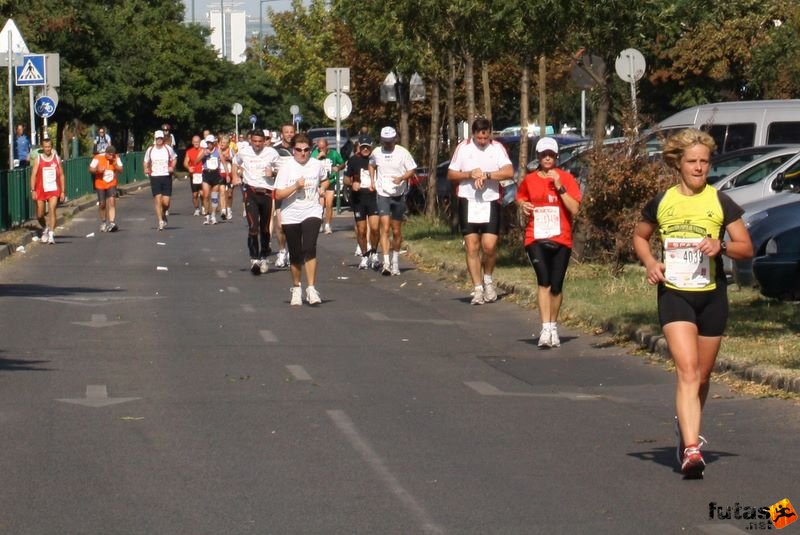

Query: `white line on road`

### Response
(260, 330, 277, 343)
(696, 525, 749, 534)
(226, 286, 240, 294)
(365, 311, 462, 326)
(327, 410, 445, 535)
(286, 365, 312, 381)
(216, 270, 228, 279)
(465, 381, 603, 401)
(241, 304, 256, 313)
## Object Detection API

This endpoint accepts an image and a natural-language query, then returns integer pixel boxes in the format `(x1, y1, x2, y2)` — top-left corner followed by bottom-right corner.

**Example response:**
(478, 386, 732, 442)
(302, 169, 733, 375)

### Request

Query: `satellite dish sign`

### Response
(615, 48, 646, 83)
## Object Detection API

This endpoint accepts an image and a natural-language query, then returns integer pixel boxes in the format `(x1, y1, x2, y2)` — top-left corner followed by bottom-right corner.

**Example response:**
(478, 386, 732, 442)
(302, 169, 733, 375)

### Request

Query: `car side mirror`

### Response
(772, 172, 785, 191)
(720, 181, 731, 191)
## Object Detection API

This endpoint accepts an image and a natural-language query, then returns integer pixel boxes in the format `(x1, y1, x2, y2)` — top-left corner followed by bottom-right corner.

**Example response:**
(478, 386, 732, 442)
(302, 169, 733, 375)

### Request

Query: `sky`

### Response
(181, 0, 296, 26)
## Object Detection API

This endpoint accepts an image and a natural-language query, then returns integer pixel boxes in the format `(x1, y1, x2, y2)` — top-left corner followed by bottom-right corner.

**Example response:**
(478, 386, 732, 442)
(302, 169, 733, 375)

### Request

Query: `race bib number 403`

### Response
(664, 237, 711, 289)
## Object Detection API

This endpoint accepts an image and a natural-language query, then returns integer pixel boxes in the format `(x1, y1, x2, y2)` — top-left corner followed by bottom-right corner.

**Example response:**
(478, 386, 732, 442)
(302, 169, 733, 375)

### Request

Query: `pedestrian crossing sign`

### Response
(15, 54, 46, 86)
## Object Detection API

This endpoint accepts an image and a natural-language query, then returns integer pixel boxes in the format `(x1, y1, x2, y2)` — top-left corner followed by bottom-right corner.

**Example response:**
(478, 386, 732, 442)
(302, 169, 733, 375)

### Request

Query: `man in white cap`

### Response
(447, 117, 514, 304)
(144, 129, 177, 230)
(369, 126, 417, 275)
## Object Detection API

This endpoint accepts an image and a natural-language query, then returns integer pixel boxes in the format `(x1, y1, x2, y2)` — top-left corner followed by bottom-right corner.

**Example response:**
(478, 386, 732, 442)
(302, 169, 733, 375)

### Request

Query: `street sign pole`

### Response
(29, 86, 35, 145)
(7, 31, 13, 168)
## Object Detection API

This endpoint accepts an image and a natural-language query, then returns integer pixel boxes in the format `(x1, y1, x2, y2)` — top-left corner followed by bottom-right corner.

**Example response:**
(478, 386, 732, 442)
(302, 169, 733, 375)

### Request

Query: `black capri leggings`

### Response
(243, 186, 273, 259)
(282, 217, 322, 265)
(525, 241, 572, 295)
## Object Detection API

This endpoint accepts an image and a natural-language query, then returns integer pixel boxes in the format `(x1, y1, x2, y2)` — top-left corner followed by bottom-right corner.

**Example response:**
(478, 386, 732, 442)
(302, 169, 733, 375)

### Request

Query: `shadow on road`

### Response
(627, 446, 738, 473)
(0, 284, 125, 298)
(0, 350, 52, 373)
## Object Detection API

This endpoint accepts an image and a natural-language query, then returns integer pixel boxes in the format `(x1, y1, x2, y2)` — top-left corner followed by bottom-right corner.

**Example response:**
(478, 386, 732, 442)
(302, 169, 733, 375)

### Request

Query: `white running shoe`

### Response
(100, 222, 108, 233)
(290, 286, 303, 306)
(471, 287, 485, 305)
(259, 259, 269, 274)
(550, 328, 561, 348)
(106, 222, 118, 233)
(275, 250, 288, 268)
(324, 223, 332, 234)
(226, 208, 233, 220)
(193, 208, 200, 216)
(369, 253, 380, 270)
(210, 214, 217, 225)
(483, 282, 498, 302)
(158, 220, 166, 231)
(41, 227, 50, 241)
(306, 286, 322, 305)
(537, 327, 552, 348)
(390, 263, 401, 276)
(203, 215, 210, 225)
(381, 263, 392, 276)
(47, 230, 55, 244)
(358, 256, 369, 270)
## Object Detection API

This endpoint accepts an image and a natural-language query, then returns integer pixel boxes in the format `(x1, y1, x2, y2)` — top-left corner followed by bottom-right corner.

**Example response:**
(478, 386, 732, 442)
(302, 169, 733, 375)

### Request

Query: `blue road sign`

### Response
(249, 114, 257, 125)
(35, 96, 57, 118)
(16, 54, 46, 87)
(295, 114, 303, 123)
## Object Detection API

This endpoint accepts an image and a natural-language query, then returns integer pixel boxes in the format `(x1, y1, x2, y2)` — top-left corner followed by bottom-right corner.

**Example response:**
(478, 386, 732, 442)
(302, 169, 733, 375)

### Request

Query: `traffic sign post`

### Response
(615, 48, 646, 131)
(231, 102, 242, 138)
(15, 54, 46, 86)
(324, 67, 350, 214)
(35, 95, 56, 134)
(290, 104, 299, 129)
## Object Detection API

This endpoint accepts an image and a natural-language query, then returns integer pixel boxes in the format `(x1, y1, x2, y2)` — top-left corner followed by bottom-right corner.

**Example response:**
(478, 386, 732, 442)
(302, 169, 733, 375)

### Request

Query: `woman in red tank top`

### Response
(29, 138, 65, 244)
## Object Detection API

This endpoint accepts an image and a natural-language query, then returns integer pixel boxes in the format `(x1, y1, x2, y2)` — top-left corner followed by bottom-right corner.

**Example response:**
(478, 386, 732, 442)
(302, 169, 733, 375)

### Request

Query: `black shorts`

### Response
(96, 187, 117, 203)
(352, 191, 379, 221)
(657, 284, 729, 337)
(150, 175, 173, 197)
(377, 194, 406, 221)
(203, 171, 223, 187)
(458, 197, 501, 236)
(190, 173, 203, 193)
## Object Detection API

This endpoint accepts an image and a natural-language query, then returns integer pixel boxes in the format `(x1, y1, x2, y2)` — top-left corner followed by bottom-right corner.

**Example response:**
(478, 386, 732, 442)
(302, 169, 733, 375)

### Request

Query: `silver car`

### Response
(714, 147, 800, 192)
(725, 151, 800, 206)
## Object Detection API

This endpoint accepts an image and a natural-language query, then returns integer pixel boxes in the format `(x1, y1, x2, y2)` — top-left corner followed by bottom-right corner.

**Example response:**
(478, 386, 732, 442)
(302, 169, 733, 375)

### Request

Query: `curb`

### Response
(406, 244, 800, 396)
(0, 180, 148, 262)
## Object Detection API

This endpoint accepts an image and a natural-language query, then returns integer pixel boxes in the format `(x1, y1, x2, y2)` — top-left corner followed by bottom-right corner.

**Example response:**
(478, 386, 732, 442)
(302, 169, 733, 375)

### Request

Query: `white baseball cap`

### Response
(380, 126, 397, 140)
(154, 130, 165, 139)
(205, 134, 216, 143)
(535, 137, 559, 154)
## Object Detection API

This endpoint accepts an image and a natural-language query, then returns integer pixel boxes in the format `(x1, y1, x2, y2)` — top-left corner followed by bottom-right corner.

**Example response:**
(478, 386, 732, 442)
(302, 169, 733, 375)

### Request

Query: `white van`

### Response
(652, 100, 800, 154)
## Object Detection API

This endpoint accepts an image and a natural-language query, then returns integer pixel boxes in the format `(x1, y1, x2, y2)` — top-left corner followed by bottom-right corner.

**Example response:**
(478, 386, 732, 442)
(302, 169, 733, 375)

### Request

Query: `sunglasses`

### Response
(538, 151, 557, 158)
(294, 147, 311, 153)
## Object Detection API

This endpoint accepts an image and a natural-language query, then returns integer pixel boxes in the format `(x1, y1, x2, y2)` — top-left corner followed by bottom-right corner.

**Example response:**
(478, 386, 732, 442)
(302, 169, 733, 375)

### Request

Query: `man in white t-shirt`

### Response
(144, 130, 177, 231)
(369, 126, 417, 276)
(448, 118, 514, 304)
(232, 129, 280, 275)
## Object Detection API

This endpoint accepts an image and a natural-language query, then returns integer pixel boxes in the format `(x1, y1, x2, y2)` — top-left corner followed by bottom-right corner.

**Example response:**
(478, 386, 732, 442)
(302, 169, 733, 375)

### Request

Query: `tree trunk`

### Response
(396, 79, 411, 147)
(519, 63, 530, 180)
(538, 55, 546, 138)
(464, 51, 475, 130)
(447, 54, 457, 153)
(481, 60, 491, 122)
(593, 64, 610, 146)
(425, 80, 441, 219)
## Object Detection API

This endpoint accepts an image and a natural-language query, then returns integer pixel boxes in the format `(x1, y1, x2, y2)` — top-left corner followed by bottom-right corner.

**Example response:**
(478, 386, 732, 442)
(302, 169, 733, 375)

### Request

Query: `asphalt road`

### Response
(1, 180, 798, 534)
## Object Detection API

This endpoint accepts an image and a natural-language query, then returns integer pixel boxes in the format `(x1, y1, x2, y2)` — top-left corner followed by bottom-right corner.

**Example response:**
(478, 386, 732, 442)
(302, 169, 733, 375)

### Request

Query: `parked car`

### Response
(306, 127, 354, 159)
(725, 150, 800, 206)
(714, 147, 800, 192)
(407, 160, 453, 214)
(729, 200, 800, 286)
(707, 145, 800, 185)
(753, 224, 800, 300)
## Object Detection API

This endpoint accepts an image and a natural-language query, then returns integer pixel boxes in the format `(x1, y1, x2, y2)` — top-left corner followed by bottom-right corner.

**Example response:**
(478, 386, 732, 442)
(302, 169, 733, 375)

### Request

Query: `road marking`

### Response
(286, 365, 312, 381)
(56, 385, 140, 408)
(29, 296, 164, 306)
(241, 304, 256, 313)
(327, 410, 444, 535)
(696, 525, 748, 534)
(465, 381, 603, 401)
(226, 286, 240, 294)
(122, 217, 146, 222)
(260, 330, 277, 343)
(216, 270, 228, 278)
(71, 313, 127, 328)
(365, 311, 462, 326)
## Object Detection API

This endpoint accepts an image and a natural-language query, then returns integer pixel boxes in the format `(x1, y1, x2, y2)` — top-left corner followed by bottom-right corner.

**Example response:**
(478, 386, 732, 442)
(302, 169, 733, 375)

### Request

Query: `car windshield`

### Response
(730, 155, 797, 188)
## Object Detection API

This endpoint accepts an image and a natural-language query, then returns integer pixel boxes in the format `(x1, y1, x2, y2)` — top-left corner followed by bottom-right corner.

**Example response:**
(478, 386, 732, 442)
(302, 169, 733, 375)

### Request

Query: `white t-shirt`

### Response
(370, 145, 417, 197)
(144, 145, 176, 177)
(274, 158, 327, 224)
(448, 139, 511, 202)
(234, 145, 280, 189)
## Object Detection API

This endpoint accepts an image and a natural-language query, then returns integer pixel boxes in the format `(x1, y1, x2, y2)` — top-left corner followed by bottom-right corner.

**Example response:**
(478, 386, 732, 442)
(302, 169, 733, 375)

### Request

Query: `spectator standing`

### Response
(14, 124, 31, 168)
(93, 127, 111, 154)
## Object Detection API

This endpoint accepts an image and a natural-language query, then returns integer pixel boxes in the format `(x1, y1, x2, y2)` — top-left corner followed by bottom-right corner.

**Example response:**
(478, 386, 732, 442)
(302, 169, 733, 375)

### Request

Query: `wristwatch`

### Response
(720, 240, 727, 254)
(556, 185, 567, 195)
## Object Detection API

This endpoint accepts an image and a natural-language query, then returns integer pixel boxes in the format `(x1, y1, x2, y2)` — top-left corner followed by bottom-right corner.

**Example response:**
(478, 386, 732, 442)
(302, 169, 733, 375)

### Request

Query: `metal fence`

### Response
(0, 152, 145, 231)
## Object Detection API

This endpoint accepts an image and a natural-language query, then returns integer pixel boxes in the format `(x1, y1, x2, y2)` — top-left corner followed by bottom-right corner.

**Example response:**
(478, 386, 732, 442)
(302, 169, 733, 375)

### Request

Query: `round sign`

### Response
(323, 92, 352, 121)
(34, 96, 56, 118)
(249, 114, 257, 125)
(231, 102, 243, 115)
(615, 48, 646, 83)
(290, 104, 299, 115)
(43, 86, 59, 108)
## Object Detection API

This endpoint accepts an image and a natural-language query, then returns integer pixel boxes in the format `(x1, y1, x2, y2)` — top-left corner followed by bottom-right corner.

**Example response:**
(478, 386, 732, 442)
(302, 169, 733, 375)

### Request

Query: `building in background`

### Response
(208, 8, 247, 64)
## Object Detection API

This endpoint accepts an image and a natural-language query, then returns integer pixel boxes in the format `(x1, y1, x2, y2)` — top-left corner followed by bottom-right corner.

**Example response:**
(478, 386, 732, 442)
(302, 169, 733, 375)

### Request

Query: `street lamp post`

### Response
(258, 0, 279, 67)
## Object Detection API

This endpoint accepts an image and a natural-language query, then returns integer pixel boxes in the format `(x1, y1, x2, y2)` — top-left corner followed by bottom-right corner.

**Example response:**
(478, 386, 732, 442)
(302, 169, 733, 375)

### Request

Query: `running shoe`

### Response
(355, 244, 362, 256)
(193, 208, 200, 216)
(471, 287, 485, 305)
(41, 227, 50, 241)
(381, 262, 392, 276)
(390, 263, 401, 276)
(537, 327, 552, 348)
(369, 253, 380, 270)
(483, 282, 498, 302)
(550, 328, 561, 348)
(107, 222, 118, 233)
(674, 418, 707, 466)
(250, 259, 261, 275)
(100, 222, 108, 233)
(226, 208, 233, 220)
(306, 286, 322, 305)
(275, 250, 288, 268)
(324, 223, 332, 234)
(220, 211, 227, 221)
(681, 445, 706, 479)
(358, 256, 369, 270)
(158, 220, 166, 231)
(259, 258, 269, 274)
(47, 230, 55, 244)
(203, 215, 211, 225)
(210, 214, 217, 225)
(290, 286, 303, 306)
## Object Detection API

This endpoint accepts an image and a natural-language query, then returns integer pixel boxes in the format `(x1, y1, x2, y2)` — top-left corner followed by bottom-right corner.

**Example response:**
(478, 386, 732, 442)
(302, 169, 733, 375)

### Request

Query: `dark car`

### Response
(306, 127, 354, 159)
(752, 224, 800, 300)
(407, 160, 454, 214)
(732, 200, 800, 286)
